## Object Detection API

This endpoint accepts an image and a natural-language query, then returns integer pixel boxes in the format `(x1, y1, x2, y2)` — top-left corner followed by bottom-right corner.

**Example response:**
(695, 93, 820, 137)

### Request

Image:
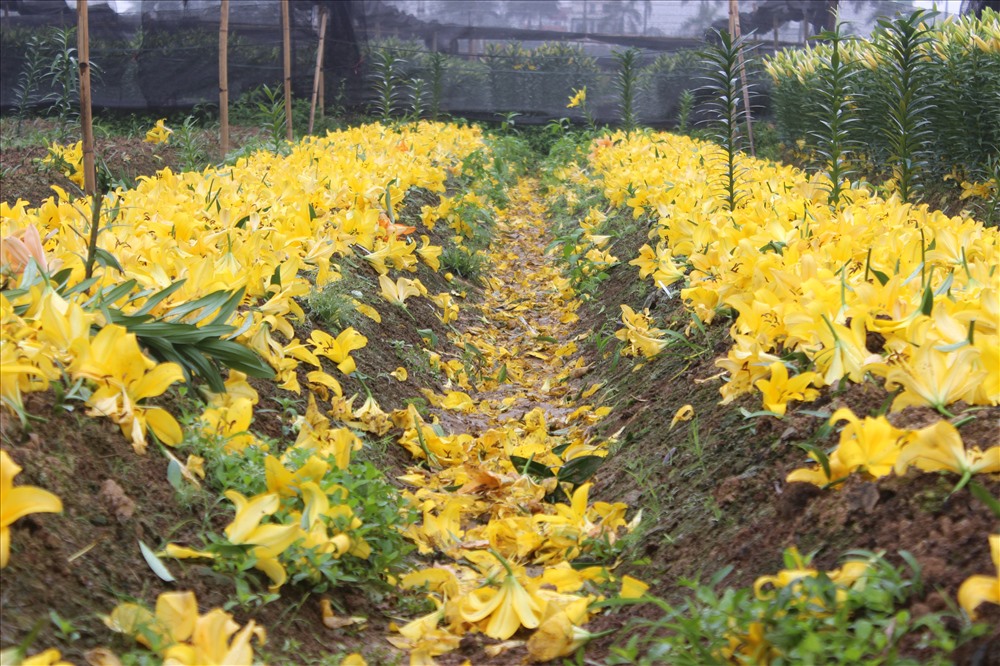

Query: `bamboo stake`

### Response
(77, 0, 95, 196)
(318, 69, 324, 119)
(220, 0, 230, 157)
(282, 0, 292, 142)
(729, 0, 755, 156)
(308, 8, 328, 135)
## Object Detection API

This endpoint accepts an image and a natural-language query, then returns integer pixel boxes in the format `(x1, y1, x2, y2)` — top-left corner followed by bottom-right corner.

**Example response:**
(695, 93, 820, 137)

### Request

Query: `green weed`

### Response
(605, 549, 987, 665)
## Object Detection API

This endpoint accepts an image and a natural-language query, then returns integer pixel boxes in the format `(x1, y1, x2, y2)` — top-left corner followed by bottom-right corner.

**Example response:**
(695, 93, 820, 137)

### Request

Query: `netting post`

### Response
(77, 0, 95, 196)
(282, 0, 293, 142)
(318, 69, 324, 119)
(308, 8, 328, 135)
(220, 0, 230, 157)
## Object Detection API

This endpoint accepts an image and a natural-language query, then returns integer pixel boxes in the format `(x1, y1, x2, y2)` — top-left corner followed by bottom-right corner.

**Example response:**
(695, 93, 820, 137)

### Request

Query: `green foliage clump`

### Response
(700, 30, 755, 211)
(608, 549, 988, 666)
(766, 9, 1000, 202)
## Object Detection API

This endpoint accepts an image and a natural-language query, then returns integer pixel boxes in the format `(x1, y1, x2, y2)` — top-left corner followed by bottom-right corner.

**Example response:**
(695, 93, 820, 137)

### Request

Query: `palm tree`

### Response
(641, 0, 654, 35)
(962, 0, 1000, 15)
(601, 0, 644, 34)
(680, 0, 725, 37)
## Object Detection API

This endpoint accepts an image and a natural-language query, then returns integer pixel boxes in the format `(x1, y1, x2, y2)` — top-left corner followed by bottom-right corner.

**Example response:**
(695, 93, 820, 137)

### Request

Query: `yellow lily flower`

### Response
(42, 140, 84, 187)
(223, 490, 302, 590)
(754, 362, 821, 416)
(309, 327, 367, 375)
(104, 590, 197, 652)
(417, 235, 442, 271)
(670, 404, 694, 430)
(353, 300, 382, 323)
(1, 449, 62, 568)
(363, 236, 417, 275)
(11, 648, 74, 666)
(70, 324, 185, 453)
(305, 370, 343, 399)
(615, 304, 667, 358)
(199, 395, 256, 452)
(162, 608, 263, 665)
(379, 274, 424, 306)
(525, 611, 598, 663)
(827, 408, 911, 479)
(620, 575, 649, 599)
(458, 563, 543, 640)
(787, 448, 853, 487)
(441, 391, 476, 412)
(885, 345, 986, 413)
(813, 317, 882, 385)
(628, 244, 684, 289)
(754, 548, 870, 610)
(144, 118, 173, 145)
(958, 534, 999, 619)
(566, 87, 586, 109)
(894, 420, 1000, 479)
(401, 566, 461, 599)
(431, 292, 459, 324)
(264, 454, 329, 497)
(387, 607, 462, 664)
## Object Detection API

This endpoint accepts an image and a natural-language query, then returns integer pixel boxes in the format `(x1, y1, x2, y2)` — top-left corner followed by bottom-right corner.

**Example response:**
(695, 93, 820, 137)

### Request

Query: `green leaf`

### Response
(919, 285, 934, 316)
(133, 280, 187, 317)
(93, 248, 124, 274)
(557, 455, 605, 486)
(509, 455, 554, 480)
(968, 481, 1000, 518)
(85, 279, 138, 309)
(165, 289, 232, 323)
(166, 458, 184, 491)
(139, 540, 176, 582)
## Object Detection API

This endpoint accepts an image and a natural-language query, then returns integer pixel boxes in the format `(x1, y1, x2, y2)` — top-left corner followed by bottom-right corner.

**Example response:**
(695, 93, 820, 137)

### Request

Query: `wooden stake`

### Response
(728, 0, 755, 156)
(220, 0, 230, 157)
(77, 0, 96, 196)
(308, 8, 328, 135)
(282, 0, 293, 142)
(318, 69, 324, 119)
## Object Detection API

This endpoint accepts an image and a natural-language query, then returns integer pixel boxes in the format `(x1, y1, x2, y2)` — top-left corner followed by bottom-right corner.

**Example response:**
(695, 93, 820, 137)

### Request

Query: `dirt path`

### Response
(386, 178, 630, 664)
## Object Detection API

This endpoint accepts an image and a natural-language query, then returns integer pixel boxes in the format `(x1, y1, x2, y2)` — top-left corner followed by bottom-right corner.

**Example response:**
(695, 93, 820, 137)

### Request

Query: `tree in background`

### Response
(962, 0, 1000, 15)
